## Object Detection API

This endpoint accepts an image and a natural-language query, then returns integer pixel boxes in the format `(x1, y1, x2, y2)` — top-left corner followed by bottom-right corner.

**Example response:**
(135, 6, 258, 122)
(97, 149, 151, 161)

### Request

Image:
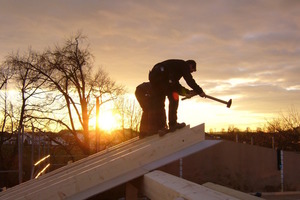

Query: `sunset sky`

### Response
(1, 0, 300, 131)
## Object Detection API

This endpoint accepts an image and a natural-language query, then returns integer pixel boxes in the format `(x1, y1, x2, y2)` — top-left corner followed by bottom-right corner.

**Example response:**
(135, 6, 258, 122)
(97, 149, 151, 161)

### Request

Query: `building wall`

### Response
(159, 140, 300, 192)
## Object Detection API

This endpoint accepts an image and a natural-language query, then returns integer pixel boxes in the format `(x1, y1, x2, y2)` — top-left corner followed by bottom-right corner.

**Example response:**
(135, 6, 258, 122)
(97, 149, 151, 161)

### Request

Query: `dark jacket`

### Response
(135, 82, 152, 111)
(151, 59, 203, 95)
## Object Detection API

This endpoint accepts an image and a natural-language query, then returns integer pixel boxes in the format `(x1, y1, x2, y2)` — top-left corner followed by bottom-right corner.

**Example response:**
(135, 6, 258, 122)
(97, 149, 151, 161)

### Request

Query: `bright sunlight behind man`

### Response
(98, 111, 119, 132)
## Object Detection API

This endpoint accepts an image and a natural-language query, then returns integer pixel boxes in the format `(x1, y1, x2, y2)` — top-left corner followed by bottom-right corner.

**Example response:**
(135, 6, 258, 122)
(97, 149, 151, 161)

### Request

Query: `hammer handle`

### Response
(205, 95, 227, 105)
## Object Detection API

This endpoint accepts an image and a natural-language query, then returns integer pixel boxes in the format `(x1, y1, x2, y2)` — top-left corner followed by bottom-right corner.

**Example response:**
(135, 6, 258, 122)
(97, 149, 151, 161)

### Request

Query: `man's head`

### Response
(186, 60, 196, 73)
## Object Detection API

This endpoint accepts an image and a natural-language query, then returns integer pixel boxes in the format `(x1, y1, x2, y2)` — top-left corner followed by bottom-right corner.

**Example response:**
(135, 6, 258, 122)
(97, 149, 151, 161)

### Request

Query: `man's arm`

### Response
(177, 84, 191, 96)
(182, 69, 204, 95)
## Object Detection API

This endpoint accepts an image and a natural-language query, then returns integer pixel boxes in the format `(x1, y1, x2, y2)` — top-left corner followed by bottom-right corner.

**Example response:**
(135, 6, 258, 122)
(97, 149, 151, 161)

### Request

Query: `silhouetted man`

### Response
(149, 59, 206, 132)
(135, 82, 167, 138)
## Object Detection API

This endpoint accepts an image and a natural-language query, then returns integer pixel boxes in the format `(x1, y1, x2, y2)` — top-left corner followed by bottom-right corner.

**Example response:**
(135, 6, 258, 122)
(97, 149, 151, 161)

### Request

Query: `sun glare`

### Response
(98, 111, 119, 132)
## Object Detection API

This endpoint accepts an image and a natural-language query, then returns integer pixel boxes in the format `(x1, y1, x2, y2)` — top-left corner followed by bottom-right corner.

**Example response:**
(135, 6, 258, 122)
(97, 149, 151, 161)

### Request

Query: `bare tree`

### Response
(0, 62, 12, 90)
(0, 62, 15, 184)
(1, 33, 124, 157)
(0, 61, 15, 135)
(0, 33, 125, 187)
(265, 106, 300, 150)
(0, 64, 12, 133)
(126, 99, 142, 135)
(266, 106, 300, 134)
(4, 49, 50, 183)
(30, 34, 124, 154)
(280, 106, 300, 134)
(115, 96, 142, 139)
(93, 68, 125, 151)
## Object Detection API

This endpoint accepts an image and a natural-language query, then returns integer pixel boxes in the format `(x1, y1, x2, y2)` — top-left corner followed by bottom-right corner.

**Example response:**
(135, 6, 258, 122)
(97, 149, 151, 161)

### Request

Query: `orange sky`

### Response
(1, 0, 300, 131)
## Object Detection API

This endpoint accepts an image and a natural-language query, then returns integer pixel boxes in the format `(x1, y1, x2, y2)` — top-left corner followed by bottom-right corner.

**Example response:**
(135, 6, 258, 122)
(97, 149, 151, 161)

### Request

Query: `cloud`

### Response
(1, 0, 300, 130)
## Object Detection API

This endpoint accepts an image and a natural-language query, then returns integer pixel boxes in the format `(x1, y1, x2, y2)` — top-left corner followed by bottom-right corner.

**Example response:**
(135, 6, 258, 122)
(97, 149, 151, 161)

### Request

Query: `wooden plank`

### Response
(0, 136, 145, 198)
(0, 136, 140, 195)
(1, 124, 208, 200)
(141, 170, 240, 200)
(203, 182, 265, 200)
(0, 135, 157, 199)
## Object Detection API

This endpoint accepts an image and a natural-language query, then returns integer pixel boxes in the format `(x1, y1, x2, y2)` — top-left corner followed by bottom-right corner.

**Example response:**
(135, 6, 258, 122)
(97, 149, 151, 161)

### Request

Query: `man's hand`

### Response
(199, 92, 206, 98)
(181, 90, 206, 100)
(185, 90, 197, 99)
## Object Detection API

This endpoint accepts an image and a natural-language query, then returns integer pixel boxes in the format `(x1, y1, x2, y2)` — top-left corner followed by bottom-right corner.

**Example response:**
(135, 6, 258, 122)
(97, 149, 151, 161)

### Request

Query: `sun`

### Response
(97, 111, 119, 132)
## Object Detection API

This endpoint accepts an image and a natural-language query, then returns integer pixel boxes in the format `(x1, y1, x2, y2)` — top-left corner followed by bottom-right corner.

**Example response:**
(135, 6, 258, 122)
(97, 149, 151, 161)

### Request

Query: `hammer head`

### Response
(227, 99, 232, 108)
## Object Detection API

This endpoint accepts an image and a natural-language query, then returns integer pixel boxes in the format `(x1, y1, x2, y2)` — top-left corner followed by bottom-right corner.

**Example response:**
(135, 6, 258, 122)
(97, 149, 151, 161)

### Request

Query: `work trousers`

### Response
(135, 83, 166, 134)
(149, 66, 179, 127)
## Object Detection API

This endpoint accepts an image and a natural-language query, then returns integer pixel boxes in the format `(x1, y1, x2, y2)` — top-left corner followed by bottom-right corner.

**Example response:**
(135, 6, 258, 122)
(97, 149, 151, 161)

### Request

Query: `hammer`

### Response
(182, 94, 232, 108)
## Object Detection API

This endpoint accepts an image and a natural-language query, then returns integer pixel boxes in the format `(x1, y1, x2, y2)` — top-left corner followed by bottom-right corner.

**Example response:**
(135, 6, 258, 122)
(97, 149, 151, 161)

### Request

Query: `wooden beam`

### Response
(141, 170, 240, 200)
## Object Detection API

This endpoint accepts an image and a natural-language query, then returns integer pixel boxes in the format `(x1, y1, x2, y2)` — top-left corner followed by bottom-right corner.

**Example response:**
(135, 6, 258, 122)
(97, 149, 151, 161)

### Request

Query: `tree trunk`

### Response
(81, 99, 90, 154)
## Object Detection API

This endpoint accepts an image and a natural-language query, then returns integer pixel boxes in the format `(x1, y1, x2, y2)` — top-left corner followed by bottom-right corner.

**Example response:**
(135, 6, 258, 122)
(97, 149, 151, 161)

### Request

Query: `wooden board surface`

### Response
(0, 124, 211, 200)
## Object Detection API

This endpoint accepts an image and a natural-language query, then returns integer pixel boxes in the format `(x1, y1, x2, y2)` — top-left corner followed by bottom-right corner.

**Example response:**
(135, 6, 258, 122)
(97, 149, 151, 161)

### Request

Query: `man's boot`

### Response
(169, 122, 186, 132)
(158, 127, 169, 137)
